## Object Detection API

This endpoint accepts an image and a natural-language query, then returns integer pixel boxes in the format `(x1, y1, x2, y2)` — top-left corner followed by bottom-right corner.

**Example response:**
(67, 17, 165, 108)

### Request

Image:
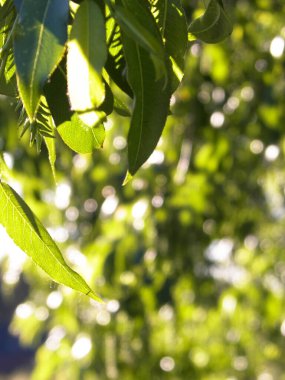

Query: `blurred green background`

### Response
(2, 1, 285, 379)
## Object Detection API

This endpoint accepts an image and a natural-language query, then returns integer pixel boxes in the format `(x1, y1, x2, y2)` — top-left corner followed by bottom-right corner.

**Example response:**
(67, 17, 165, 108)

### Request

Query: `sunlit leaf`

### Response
(67, 0, 107, 111)
(0, 181, 101, 301)
(13, 0, 69, 120)
(44, 136, 56, 182)
(57, 112, 105, 154)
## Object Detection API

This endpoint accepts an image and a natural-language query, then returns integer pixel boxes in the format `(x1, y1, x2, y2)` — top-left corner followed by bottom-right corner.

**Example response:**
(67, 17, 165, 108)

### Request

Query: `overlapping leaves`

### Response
(0, 0, 233, 295)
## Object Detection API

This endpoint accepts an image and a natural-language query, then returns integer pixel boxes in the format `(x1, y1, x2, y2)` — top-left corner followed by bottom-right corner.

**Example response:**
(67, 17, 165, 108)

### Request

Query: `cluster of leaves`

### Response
(0, 0, 232, 297)
(2, 0, 285, 378)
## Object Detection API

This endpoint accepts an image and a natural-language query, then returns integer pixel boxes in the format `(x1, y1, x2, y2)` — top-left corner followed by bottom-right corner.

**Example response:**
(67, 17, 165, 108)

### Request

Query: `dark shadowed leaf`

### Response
(188, 0, 232, 43)
(122, 34, 171, 175)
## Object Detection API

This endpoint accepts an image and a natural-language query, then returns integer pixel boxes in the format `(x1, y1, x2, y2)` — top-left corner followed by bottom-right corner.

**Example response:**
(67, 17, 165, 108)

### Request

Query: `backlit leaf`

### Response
(58, 112, 105, 154)
(0, 181, 101, 301)
(67, 0, 107, 111)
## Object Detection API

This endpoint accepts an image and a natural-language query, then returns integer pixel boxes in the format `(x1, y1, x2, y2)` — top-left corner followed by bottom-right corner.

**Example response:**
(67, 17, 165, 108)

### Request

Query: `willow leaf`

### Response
(44, 135, 56, 182)
(44, 56, 72, 126)
(122, 33, 171, 175)
(105, 13, 132, 97)
(0, 181, 101, 301)
(67, 0, 107, 111)
(188, 0, 232, 43)
(113, 0, 167, 80)
(58, 112, 105, 154)
(150, 0, 187, 72)
(13, 0, 68, 121)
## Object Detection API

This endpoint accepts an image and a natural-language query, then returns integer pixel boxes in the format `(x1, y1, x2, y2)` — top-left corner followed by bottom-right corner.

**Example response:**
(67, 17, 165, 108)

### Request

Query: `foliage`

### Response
(1, 0, 285, 379)
(0, 0, 232, 296)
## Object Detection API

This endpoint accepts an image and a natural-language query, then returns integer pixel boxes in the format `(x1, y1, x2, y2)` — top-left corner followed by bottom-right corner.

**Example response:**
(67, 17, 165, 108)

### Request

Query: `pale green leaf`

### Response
(0, 181, 101, 301)
(58, 112, 105, 154)
(13, 0, 69, 120)
(67, 0, 107, 111)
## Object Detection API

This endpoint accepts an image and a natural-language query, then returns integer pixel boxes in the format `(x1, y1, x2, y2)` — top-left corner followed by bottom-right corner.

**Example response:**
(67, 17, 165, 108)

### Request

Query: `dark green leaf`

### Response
(150, 0, 188, 72)
(188, 0, 233, 43)
(105, 14, 133, 97)
(13, 0, 69, 120)
(44, 56, 73, 126)
(112, 0, 167, 79)
(121, 32, 171, 175)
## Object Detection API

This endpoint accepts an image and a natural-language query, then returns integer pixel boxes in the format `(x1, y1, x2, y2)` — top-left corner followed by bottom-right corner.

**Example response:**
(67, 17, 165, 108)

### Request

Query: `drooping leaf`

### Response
(98, 79, 114, 116)
(44, 135, 56, 182)
(112, 0, 167, 79)
(13, 0, 69, 121)
(188, 0, 233, 43)
(150, 0, 188, 72)
(121, 32, 171, 175)
(105, 13, 133, 97)
(0, 181, 101, 301)
(44, 56, 72, 126)
(58, 112, 105, 154)
(113, 95, 131, 117)
(12, 0, 21, 11)
(67, 0, 107, 111)
(113, 4, 163, 60)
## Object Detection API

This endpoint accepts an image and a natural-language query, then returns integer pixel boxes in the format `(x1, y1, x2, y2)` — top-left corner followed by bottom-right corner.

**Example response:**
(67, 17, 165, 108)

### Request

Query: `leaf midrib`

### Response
(132, 43, 144, 170)
(0, 183, 88, 292)
(30, 0, 52, 116)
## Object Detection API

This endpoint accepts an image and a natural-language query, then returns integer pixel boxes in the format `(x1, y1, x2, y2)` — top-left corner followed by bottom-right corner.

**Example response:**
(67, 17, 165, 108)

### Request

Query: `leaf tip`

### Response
(122, 171, 133, 186)
(87, 290, 104, 303)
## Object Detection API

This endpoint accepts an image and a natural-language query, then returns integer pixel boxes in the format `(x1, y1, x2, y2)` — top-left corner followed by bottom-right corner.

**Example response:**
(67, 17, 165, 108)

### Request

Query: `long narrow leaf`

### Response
(188, 0, 232, 43)
(122, 34, 171, 175)
(0, 181, 101, 301)
(13, 0, 68, 121)
(67, 0, 107, 111)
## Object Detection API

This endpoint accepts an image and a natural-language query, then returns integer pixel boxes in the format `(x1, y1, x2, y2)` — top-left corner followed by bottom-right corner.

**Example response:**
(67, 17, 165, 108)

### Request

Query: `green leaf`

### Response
(113, 95, 131, 117)
(13, 0, 69, 121)
(44, 135, 56, 182)
(113, 4, 164, 60)
(58, 112, 105, 154)
(150, 0, 187, 72)
(121, 32, 171, 175)
(44, 56, 73, 126)
(188, 0, 233, 43)
(98, 79, 114, 116)
(67, 0, 107, 111)
(112, 0, 167, 79)
(0, 181, 101, 301)
(105, 13, 133, 97)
